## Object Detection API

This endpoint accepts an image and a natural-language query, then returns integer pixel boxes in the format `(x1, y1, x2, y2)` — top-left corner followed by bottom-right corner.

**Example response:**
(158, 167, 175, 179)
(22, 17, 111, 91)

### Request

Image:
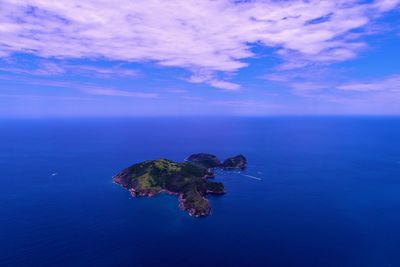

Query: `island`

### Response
(186, 153, 222, 168)
(114, 153, 247, 217)
(187, 153, 247, 170)
(222, 154, 247, 170)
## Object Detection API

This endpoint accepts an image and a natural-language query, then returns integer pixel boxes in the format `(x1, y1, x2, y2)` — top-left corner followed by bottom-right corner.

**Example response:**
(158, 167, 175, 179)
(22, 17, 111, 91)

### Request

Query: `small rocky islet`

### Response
(113, 153, 247, 217)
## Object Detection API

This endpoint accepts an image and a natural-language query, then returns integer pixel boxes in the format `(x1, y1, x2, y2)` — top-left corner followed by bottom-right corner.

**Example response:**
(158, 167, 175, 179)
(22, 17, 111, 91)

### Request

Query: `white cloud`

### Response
(187, 70, 241, 90)
(0, 61, 140, 78)
(168, 88, 188, 94)
(337, 74, 400, 92)
(69, 65, 140, 78)
(0, 0, 399, 89)
(77, 85, 158, 98)
(263, 65, 345, 94)
(0, 75, 158, 98)
(0, 62, 66, 75)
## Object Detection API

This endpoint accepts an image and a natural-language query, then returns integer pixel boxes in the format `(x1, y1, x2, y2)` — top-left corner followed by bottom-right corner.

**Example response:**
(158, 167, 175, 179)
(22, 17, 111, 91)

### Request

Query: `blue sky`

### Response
(0, 0, 399, 117)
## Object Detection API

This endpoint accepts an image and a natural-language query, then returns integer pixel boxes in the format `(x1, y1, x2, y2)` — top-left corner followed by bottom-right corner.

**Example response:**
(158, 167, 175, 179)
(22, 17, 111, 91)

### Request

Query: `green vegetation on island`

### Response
(114, 153, 247, 217)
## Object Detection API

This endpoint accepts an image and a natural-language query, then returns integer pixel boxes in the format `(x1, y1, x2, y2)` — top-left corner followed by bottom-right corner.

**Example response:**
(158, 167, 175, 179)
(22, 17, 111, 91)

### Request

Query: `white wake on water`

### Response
(242, 174, 262, 181)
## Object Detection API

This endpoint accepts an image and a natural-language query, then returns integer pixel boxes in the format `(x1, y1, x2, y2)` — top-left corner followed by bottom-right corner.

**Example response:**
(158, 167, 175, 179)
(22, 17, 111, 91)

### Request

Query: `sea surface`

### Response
(1, 117, 400, 267)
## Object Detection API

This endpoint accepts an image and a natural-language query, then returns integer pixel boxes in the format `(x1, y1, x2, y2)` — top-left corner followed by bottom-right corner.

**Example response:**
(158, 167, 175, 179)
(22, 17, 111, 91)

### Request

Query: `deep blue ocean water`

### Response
(1, 117, 400, 267)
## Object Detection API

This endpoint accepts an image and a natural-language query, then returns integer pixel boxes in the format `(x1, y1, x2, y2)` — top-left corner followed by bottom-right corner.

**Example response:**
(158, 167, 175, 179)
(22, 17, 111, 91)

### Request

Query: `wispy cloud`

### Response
(265, 70, 400, 112)
(210, 100, 280, 108)
(77, 85, 158, 98)
(168, 88, 188, 94)
(337, 74, 400, 92)
(187, 71, 240, 90)
(0, 62, 65, 75)
(69, 65, 140, 78)
(0, 0, 398, 89)
(179, 95, 204, 101)
(0, 61, 140, 78)
(0, 76, 158, 98)
(0, 93, 91, 100)
(263, 65, 345, 96)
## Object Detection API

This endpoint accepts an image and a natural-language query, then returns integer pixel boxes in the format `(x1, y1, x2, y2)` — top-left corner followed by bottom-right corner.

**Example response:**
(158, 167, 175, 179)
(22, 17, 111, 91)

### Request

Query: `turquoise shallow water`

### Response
(1, 117, 400, 267)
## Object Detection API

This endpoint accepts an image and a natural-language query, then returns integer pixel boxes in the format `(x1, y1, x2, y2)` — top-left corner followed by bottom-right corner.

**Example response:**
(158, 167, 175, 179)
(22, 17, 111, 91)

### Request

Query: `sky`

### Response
(0, 0, 400, 117)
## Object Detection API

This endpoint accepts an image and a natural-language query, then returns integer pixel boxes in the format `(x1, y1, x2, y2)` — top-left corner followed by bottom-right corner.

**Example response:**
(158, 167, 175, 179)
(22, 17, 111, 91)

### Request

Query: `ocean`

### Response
(1, 117, 399, 267)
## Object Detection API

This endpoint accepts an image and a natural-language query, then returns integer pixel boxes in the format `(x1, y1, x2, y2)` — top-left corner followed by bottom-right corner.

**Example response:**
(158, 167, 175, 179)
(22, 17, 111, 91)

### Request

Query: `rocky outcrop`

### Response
(222, 155, 247, 170)
(186, 153, 222, 169)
